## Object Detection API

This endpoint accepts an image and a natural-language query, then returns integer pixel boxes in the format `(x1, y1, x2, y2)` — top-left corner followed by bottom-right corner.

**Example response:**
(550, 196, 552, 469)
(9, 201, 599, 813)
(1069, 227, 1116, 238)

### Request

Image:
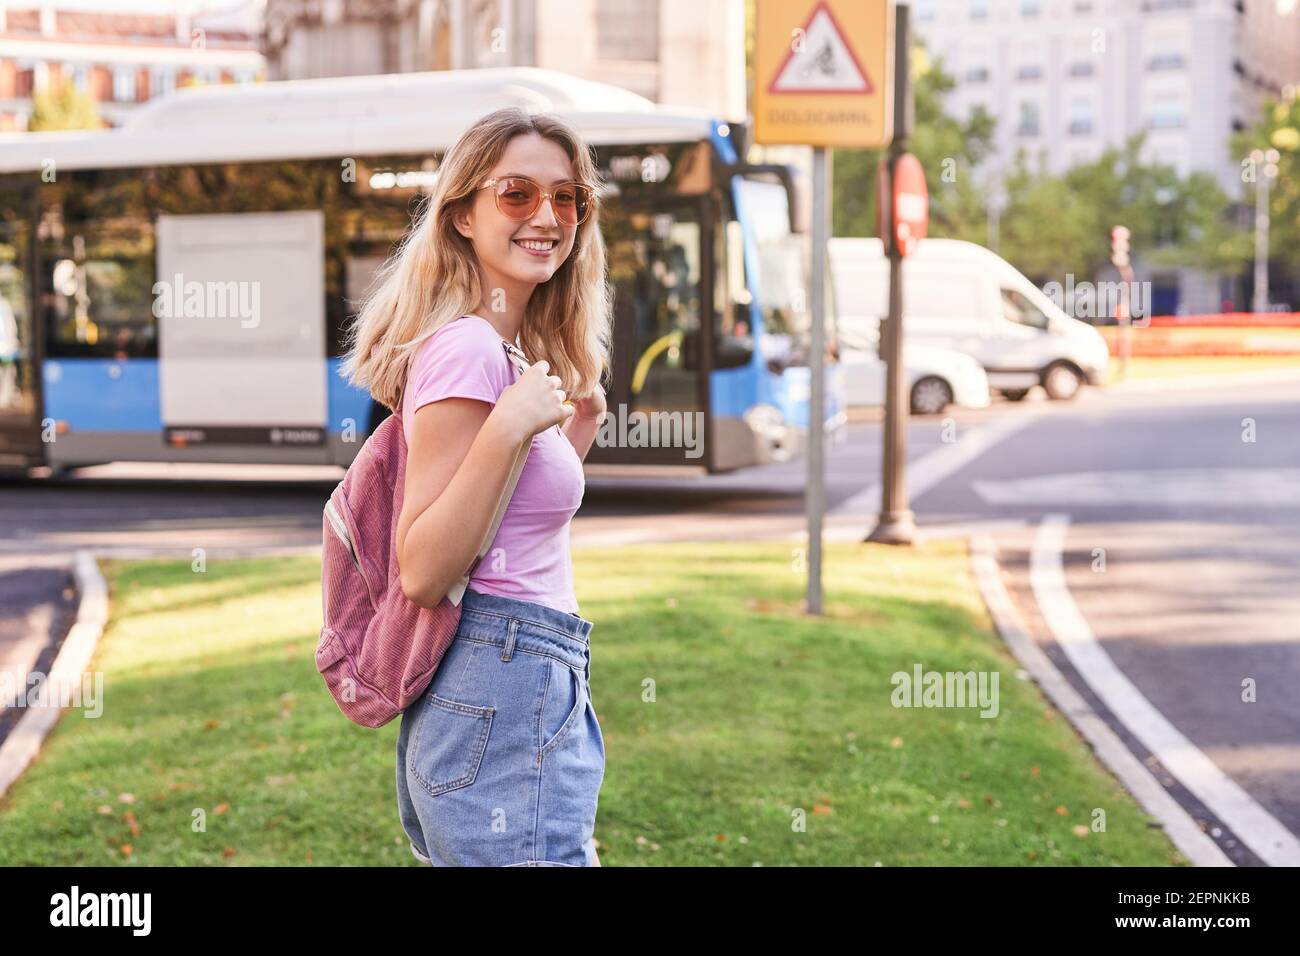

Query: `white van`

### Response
(828, 237, 1110, 400)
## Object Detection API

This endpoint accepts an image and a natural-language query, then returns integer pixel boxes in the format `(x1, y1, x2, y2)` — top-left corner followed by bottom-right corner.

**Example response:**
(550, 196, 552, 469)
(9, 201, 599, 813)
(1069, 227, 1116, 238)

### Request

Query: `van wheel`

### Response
(910, 376, 953, 415)
(1042, 363, 1083, 401)
(1001, 389, 1030, 402)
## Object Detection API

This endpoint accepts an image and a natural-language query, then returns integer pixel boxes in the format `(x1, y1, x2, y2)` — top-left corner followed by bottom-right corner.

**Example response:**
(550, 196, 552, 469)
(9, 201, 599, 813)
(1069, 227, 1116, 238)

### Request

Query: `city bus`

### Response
(0, 67, 844, 477)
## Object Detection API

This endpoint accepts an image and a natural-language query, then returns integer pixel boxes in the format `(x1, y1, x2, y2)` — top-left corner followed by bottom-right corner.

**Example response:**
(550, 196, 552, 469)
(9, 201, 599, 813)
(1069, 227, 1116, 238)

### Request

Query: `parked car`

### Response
(834, 325, 992, 414)
(828, 237, 1110, 400)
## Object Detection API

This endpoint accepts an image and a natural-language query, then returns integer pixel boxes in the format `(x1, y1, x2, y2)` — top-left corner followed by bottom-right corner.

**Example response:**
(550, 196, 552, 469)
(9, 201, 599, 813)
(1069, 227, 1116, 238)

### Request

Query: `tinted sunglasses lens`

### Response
(495, 178, 540, 218)
(552, 184, 593, 224)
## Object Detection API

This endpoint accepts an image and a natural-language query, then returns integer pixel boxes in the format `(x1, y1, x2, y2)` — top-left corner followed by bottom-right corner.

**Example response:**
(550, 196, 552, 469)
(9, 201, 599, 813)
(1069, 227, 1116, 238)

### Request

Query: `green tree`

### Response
(998, 134, 1247, 285)
(1231, 91, 1300, 277)
(832, 45, 995, 239)
(28, 82, 103, 131)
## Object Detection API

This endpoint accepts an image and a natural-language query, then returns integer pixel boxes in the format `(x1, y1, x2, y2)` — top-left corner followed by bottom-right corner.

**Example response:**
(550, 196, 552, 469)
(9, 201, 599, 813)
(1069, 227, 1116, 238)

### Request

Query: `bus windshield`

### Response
(734, 177, 822, 369)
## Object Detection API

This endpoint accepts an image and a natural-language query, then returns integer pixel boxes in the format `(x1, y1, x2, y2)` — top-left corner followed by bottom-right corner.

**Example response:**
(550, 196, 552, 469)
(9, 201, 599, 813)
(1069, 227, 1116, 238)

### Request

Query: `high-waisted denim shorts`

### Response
(395, 587, 604, 866)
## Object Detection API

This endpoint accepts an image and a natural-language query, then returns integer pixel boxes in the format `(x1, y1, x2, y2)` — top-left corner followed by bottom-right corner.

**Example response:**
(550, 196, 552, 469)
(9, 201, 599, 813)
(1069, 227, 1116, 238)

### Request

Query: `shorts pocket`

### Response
(408, 692, 494, 798)
(540, 658, 585, 759)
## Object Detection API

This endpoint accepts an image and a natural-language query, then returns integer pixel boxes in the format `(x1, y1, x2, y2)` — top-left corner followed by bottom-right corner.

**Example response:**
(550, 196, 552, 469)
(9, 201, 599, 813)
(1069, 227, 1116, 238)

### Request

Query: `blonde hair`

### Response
(339, 107, 612, 413)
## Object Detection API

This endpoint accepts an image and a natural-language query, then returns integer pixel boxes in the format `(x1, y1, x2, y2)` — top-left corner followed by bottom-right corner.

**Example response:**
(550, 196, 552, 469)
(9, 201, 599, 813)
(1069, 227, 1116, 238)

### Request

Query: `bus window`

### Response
(733, 177, 817, 368)
(0, 178, 35, 417)
(603, 201, 701, 420)
(39, 174, 157, 359)
(715, 219, 753, 369)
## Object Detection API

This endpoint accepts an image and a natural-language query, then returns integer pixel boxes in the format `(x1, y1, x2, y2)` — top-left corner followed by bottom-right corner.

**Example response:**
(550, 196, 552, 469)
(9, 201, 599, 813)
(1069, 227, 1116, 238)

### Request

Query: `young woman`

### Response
(340, 107, 612, 866)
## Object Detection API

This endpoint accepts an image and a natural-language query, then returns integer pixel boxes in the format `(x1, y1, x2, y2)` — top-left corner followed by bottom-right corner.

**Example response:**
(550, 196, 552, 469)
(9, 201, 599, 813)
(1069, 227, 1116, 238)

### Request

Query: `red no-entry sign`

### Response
(877, 152, 928, 257)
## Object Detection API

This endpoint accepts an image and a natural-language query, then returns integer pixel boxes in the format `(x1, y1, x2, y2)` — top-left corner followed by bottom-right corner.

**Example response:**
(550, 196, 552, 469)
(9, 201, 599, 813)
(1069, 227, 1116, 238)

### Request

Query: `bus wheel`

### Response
(1042, 363, 1083, 401)
(910, 376, 953, 416)
(1000, 389, 1030, 402)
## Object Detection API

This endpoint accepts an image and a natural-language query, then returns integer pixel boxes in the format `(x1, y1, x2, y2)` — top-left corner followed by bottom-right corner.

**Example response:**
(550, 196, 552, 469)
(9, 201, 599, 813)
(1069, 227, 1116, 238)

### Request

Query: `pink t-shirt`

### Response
(401, 314, 585, 615)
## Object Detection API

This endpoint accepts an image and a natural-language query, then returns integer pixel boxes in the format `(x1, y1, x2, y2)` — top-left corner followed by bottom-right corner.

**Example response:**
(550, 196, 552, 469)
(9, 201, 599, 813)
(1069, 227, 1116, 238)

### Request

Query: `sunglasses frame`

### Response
(478, 175, 596, 226)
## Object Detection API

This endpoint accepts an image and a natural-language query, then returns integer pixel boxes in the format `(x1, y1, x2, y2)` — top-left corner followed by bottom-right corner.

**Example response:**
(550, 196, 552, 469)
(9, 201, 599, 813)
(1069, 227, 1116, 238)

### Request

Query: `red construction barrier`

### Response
(1144, 312, 1300, 327)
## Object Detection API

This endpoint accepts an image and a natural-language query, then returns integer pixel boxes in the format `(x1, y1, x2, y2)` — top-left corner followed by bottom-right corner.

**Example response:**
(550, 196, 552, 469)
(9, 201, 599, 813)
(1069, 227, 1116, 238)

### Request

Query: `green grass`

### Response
(0, 540, 1186, 866)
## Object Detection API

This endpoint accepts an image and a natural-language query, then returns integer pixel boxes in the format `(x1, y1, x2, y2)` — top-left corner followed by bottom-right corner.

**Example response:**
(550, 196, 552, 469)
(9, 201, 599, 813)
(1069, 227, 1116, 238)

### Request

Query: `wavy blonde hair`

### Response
(339, 107, 612, 413)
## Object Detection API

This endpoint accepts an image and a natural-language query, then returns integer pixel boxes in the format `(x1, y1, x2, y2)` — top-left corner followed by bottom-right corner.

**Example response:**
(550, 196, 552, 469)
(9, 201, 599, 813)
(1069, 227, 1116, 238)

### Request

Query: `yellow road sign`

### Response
(752, 0, 893, 148)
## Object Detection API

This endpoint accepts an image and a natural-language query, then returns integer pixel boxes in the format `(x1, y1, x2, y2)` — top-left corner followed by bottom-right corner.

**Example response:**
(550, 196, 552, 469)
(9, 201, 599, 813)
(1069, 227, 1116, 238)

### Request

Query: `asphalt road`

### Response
(1, 377, 1297, 864)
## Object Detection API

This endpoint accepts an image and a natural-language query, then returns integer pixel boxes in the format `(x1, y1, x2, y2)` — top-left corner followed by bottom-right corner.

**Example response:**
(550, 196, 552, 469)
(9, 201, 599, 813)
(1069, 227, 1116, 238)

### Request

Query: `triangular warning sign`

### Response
(768, 1, 873, 95)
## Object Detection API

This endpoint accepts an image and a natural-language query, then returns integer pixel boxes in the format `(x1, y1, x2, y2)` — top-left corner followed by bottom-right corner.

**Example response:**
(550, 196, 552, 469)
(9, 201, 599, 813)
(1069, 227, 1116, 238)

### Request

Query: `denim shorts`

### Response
(395, 587, 604, 866)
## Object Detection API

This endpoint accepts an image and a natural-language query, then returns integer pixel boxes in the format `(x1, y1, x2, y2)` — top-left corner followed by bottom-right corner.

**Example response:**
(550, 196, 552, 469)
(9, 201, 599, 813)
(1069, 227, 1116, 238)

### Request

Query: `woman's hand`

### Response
(492, 360, 574, 443)
(570, 384, 608, 426)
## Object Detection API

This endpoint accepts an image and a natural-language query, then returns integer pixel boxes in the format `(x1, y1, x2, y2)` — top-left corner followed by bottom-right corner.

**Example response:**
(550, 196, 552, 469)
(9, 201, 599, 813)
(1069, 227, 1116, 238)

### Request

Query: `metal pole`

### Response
(806, 146, 830, 615)
(868, 2, 915, 546)
(1253, 169, 1271, 313)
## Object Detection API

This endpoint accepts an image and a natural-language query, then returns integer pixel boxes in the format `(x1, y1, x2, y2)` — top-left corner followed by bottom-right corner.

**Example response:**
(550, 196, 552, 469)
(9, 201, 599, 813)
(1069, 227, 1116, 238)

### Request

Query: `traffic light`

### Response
(1111, 225, 1131, 269)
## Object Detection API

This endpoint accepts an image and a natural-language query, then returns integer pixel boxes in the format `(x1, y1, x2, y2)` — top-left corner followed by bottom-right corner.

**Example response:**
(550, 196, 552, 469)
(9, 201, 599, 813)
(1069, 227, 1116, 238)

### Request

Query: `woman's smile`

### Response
(513, 237, 559, 257)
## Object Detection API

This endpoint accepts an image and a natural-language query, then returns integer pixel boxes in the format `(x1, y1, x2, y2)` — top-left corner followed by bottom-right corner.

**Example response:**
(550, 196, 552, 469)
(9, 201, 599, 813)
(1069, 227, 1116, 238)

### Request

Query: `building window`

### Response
(112, 65, 136, 102)
(1147, 53, 1186, 70)
(970, 0, 990, 19)
(1068, 61, 1095, 78)
(1022, 0, 1042, 15)
(596, 0, 659, 61)
(916, 0, 937, 20)
(63, 62, 90, 93)
(1069, 98, 1093, 135)
(152, 66, 176, 98)
(1149, 96, 1185, 128)
(14, 61, 35, 97)
(1016, 64, 1043, 81)
(966, 66, 990, 83)
(1017, 102, 1040, 136)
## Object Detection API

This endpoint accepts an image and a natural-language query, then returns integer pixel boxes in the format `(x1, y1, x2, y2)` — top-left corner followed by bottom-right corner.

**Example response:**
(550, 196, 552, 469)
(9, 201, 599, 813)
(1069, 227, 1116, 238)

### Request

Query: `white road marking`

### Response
(834, 409, 1044, 518)
(969, 536, 1230, 867)
(975, 468, 1300, 507)
(1030, 514, 1300, 866)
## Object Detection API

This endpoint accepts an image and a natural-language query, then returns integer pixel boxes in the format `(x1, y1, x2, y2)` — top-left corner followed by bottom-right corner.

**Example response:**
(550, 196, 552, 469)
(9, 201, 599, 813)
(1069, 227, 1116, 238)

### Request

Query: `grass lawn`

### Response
(1107, 354, 1300, 383)
(0, 539, 1187, 866)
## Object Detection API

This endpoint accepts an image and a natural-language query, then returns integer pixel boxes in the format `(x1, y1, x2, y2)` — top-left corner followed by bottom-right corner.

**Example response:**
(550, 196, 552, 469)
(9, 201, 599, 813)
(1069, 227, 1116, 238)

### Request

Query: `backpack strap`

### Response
(445, 335, 536, 606)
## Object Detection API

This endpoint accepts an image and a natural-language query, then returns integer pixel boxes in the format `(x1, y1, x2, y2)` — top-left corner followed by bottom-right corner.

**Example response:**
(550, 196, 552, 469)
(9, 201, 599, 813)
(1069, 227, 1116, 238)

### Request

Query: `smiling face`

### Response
(453, 132, 581, 303)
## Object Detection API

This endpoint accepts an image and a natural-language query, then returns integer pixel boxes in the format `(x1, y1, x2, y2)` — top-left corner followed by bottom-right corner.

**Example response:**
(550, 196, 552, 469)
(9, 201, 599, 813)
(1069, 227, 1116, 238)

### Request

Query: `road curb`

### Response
(0, 551, 109, 804)
(967, 534, 1232, 867)
(1108, 367, 1300, 394)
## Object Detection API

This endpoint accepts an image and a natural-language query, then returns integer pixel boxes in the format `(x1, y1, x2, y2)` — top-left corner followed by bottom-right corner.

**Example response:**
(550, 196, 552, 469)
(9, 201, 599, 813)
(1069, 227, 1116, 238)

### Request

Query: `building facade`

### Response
(260, 0, 746, 122)
(0, 1, 265, 131)
(912, 0, 1300, 312)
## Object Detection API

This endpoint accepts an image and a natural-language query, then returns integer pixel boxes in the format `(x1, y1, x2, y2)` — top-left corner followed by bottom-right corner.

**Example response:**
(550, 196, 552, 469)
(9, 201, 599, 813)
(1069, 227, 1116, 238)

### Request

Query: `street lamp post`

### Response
(1250, 147, 1279, 314)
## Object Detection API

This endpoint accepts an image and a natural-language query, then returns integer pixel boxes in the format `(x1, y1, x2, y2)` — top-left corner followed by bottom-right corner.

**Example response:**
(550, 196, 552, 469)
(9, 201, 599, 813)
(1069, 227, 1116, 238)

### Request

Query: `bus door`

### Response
(590, 194, 713, 470)
(155, 211, 328, 455)
(0, 177, 43, 470)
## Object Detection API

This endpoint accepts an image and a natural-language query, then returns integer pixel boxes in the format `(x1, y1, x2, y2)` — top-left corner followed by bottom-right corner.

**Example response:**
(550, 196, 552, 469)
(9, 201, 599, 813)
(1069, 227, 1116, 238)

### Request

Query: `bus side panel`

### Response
(326, 356, 375, 466)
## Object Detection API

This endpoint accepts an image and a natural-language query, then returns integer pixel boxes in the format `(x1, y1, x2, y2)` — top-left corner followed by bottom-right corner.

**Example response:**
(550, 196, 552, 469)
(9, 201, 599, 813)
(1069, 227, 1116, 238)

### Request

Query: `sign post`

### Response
(752, 0, 892, 613)
(1111, 225, 1133, 380)
(867, 2, 918, 546)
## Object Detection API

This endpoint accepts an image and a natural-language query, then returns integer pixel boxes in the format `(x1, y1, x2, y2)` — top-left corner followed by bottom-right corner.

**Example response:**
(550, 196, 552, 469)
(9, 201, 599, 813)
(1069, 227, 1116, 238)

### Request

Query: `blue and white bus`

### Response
(0, 67, 843, 476)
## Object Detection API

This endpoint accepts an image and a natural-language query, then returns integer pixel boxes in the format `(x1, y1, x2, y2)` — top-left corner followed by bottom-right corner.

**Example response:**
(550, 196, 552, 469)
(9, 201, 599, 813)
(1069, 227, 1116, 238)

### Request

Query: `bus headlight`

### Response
(745, 403, 792, 460)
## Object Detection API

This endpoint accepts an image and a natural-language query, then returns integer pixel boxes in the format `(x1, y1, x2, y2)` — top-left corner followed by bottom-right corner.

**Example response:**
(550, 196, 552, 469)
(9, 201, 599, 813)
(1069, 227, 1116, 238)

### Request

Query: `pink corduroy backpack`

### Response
(316, 337, 531, 728)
